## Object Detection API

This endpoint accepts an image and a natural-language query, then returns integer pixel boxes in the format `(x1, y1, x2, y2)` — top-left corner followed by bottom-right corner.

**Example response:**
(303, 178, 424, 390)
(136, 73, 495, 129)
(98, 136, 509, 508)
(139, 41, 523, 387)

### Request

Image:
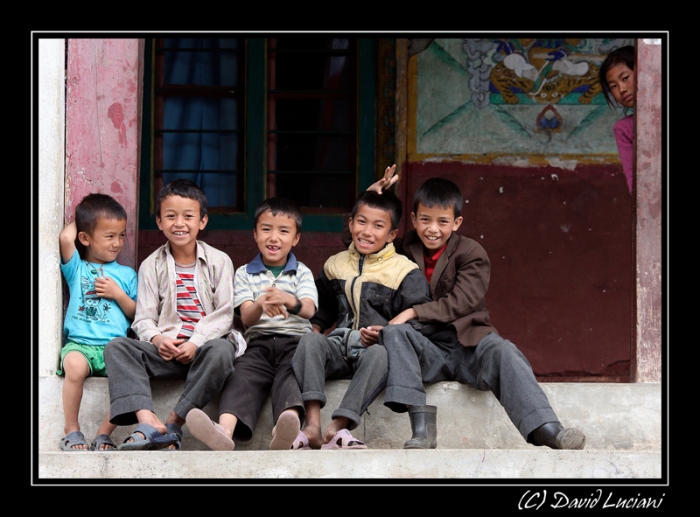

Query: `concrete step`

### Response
(37, 378, 661, 479)
(39, 449, 661, 479)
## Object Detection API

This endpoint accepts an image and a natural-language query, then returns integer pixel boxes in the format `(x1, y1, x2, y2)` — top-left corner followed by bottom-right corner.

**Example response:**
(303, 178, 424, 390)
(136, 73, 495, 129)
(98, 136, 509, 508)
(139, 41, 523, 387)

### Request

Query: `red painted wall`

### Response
(405, 162, 634, 381)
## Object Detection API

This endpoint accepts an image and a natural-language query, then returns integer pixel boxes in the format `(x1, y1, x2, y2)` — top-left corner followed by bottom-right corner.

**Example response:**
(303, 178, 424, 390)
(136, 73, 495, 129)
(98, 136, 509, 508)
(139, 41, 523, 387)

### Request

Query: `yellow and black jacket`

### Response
(312, 242, 432, 333)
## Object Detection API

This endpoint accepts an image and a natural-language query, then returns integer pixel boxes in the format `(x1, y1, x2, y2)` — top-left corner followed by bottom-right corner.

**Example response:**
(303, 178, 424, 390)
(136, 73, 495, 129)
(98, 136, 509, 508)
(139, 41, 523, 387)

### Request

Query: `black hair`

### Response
(254, 197, 303, 233)
(351, 189, 403, 230)
(156, 179, 208, 218)
(75, 193, 127, 237)
(598, 45, 635, 110)
(413, 177, 463, 218)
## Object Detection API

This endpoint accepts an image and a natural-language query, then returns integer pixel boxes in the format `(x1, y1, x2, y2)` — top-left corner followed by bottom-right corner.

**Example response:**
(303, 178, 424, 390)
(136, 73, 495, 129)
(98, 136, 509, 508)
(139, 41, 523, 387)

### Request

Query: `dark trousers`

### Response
(219, 334, 305, 442)
(379, 324, 558, 442)
(292, 329, 389, 431)
(104, 336, 236, 426)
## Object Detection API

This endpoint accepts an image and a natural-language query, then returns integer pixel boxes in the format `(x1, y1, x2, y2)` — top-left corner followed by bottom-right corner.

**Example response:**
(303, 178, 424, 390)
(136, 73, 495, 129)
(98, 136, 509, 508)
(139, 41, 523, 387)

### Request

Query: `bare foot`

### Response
(302, 425, 324, 449)
(122, 410, 169, 445)
(323, 417, 350, 443)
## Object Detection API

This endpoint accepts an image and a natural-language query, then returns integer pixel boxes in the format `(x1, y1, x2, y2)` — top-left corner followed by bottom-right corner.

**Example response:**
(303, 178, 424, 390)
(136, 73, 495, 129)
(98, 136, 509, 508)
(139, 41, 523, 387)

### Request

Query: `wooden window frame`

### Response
(140, 37, 376, 232)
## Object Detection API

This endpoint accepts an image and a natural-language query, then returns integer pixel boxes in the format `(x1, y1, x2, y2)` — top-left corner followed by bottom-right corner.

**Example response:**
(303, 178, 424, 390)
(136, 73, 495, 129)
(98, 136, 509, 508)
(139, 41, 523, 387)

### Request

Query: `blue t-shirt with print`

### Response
(60, 249, 138, 346)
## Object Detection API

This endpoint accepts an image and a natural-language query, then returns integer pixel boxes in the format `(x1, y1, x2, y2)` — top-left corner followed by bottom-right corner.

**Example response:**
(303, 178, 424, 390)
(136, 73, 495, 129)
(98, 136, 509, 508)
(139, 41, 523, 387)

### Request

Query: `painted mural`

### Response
(413, 38, 634, 164)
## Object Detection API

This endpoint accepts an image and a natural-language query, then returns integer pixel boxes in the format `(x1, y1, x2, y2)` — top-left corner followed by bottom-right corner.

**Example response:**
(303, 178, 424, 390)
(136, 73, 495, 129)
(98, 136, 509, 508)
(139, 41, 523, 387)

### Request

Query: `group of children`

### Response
(59, 41, 642, 452)
(58, 167, 586, 453)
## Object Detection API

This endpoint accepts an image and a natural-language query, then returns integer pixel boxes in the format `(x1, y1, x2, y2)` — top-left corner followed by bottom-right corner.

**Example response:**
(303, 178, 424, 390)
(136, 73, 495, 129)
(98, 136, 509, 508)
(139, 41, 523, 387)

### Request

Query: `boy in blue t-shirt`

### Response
(58, 194, 137, 451)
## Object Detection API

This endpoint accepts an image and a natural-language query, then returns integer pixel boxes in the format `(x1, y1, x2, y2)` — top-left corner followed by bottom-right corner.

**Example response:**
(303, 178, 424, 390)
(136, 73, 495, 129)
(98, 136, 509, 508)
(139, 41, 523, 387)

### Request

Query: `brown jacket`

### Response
(401, 230, 498, 347)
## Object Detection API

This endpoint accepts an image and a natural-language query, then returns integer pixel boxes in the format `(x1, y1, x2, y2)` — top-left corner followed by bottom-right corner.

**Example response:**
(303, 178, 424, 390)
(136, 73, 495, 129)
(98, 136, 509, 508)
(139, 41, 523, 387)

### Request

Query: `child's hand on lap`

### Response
(174, 341, 197, 364)
(152, 335, 185, 361)
(360, 325, 383, 346)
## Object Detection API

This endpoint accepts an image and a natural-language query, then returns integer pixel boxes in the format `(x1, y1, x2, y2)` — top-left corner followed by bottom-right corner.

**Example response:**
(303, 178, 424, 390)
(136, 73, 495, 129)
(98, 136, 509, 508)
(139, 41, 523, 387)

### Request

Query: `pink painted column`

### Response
(633, 39, 663, 382)
(65, 39, 143, 269)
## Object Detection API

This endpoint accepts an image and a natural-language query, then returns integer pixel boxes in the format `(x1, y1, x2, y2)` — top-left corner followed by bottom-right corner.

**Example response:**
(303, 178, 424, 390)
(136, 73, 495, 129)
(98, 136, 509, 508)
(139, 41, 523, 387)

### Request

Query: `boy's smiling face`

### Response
(254, 210, 300, 267)
(156, 194, 208, 251)
(349, 203, 398, 255)
(79, 217, 127, 264)
(411, 202, 463, 252)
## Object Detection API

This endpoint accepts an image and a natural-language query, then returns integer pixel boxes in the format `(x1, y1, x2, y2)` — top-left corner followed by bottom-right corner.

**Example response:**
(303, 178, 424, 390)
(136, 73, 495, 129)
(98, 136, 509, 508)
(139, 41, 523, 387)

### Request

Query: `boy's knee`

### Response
(478, 335, 524, 365)
(199, 338, 236, 362)
(62, 352, 89, 378)
(379, 323, 411, 343)
(297, 333, 328, 354)
(363, 344, 388, 367)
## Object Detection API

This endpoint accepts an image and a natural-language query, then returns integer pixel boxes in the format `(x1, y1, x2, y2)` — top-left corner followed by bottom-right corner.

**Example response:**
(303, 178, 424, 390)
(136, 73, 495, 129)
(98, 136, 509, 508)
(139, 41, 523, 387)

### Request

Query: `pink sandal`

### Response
(186, 408, 235, 451)
(321, 429, 367, 450)
(291, 431, 313, 450)
(270, 411, 301, 450)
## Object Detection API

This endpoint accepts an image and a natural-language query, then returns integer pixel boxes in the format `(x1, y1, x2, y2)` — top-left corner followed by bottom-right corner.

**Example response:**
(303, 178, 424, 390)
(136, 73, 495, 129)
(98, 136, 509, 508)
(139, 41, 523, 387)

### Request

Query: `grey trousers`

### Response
(219, 334, 305, 442)
(292, 329, 389, 430)
(379, 324, 558, 442)
(104, 336, 236, 426)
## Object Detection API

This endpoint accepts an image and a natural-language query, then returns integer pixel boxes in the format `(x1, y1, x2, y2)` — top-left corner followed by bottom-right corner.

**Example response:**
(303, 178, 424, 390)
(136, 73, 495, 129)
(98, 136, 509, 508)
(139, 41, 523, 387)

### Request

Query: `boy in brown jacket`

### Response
(377, 172, 585, 450)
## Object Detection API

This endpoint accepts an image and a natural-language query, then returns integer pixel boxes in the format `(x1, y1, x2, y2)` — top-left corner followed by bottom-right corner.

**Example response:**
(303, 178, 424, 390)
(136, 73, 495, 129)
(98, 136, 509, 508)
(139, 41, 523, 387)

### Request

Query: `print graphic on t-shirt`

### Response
(77, 275, 112, 323)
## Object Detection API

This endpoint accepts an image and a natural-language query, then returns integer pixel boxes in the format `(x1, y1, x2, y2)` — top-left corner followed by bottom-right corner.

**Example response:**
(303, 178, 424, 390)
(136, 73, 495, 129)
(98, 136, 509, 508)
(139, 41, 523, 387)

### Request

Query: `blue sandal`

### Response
(59, 431, 89, 451)
(118, 423, 179, 451)
(90, 433, 117, 451)
(164, 423, 183, 451)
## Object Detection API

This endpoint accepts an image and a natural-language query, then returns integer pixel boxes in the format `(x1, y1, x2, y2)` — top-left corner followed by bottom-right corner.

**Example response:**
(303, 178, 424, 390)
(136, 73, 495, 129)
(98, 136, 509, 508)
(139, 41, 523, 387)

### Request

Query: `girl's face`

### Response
(605, 63, 636, 109)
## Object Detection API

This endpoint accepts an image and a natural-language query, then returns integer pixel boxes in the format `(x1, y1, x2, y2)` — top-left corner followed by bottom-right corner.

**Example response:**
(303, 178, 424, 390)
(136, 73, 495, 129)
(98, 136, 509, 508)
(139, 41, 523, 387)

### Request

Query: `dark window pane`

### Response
(276, 173, 354, 209)
(274, 134, 354, 173)
(274, 99, 352, 132)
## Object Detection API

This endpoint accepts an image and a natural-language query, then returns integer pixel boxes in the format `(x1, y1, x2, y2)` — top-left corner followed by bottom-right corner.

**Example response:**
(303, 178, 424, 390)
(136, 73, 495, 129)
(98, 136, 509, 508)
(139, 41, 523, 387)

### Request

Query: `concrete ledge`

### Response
(39, 376, 660, 452)
(37, 449, 662, 479)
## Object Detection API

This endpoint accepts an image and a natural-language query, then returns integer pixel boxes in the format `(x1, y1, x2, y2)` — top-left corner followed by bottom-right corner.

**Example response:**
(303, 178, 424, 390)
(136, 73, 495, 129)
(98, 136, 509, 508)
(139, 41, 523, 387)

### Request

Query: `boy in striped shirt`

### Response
(104, 179, 245, 450)
(187, 197, 317, 451)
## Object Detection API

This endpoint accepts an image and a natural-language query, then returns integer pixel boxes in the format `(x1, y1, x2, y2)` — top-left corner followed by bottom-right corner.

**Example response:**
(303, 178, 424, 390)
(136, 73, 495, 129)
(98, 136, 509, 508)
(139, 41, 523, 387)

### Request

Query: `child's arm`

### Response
(363, 267, 432, 346)
(412, 239, 491, 325)
(383, 269, 432, 331)
(389, 307, 418, 325)
(94, 277, 137, 320)
(59, 221, 78, 263)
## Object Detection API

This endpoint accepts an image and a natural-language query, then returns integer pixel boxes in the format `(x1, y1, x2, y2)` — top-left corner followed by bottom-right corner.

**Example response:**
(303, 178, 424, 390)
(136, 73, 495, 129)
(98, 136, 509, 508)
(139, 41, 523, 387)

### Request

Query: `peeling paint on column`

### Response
(107, 102, 127, 148)
(111, 181, 124, 194)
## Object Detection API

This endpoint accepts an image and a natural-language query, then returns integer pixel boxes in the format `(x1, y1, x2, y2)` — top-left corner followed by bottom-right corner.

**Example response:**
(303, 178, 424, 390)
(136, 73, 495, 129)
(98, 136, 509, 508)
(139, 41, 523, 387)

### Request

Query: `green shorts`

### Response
(56, 342, 107, 377)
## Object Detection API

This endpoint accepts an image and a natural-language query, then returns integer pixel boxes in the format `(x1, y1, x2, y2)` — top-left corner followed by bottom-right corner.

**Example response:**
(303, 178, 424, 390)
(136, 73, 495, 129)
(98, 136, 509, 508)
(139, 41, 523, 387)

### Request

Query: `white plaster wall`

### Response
(38, 38, 66, 452)
(38, 40, 65, 377)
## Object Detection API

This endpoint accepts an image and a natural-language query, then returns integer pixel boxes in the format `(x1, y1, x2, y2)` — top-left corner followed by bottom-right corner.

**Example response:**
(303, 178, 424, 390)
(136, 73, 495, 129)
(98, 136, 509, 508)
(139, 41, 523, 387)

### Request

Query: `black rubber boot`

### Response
(530, 421, 586, 450)
(403, 405, 438, 449)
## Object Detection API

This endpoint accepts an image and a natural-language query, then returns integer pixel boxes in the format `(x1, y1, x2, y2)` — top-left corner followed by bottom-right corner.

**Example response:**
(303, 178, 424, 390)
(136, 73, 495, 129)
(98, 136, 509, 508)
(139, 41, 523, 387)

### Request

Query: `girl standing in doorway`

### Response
(599, 45, 636, 195)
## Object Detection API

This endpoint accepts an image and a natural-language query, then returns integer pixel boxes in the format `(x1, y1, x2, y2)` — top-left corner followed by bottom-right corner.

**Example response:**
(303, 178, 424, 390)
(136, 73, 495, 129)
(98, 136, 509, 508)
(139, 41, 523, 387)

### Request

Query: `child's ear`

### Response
(199, 214, 209, 230)
(77, 231, 90, 247)
(410, 212, 417, 228)
(386, 228, 399, 243)
(452, 216, 464, 232)
(292, 232, 301, 247)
